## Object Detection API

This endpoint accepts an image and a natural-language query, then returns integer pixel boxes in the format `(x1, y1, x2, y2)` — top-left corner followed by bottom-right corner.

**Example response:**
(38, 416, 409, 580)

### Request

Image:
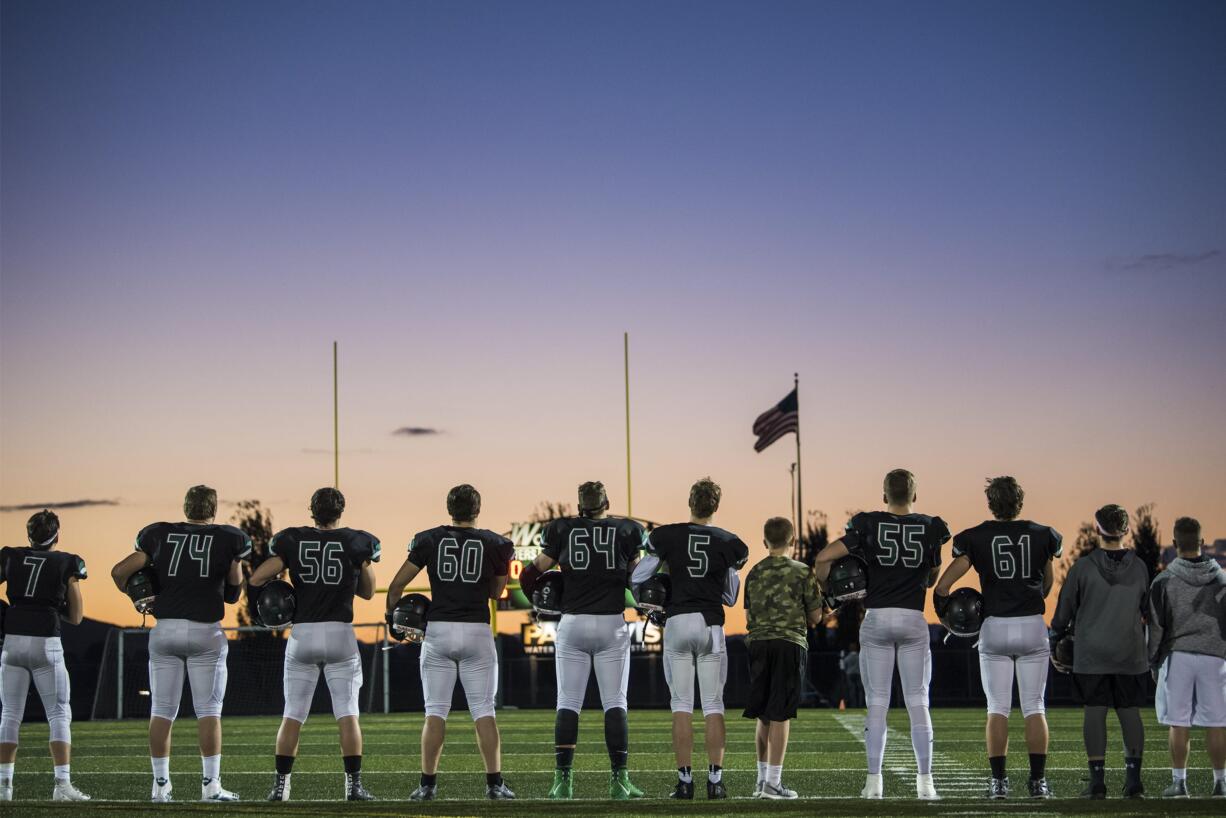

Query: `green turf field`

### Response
(0, 707, 1221, 816)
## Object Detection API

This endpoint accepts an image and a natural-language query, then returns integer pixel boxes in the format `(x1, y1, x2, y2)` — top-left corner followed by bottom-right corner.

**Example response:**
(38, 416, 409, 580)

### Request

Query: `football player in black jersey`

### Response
(111, 485, 252, 803)
(0, 510, 90, 802)
(630, 478, 749, 800)
(815, 469, 949, 800)
(249, 488, 380, 802)
(386, 484, 516, 800)
(519, 481, 645, 800)
(934, 477, 1062, 799)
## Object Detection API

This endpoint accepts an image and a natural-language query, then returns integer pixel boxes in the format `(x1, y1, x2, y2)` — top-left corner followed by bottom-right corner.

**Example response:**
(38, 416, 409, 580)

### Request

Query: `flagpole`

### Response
(333, 341, 339, 490)
(790, 462, 798, 535)
(624, 332, 632, 518)
(794, 372, 802, 537)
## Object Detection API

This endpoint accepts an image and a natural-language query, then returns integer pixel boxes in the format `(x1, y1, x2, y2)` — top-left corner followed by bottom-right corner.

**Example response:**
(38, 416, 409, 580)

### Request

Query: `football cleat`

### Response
(706, 779, 727, 800)
(52, 779, 91, 801)
(987, 776, 1009, 799)
(1122, 780, 1145, 799)
(609, 769, 642, 799)
(151, 777, 173, 803)
(267, 774, 291, 801)
(1080, 781, 1107, 799)
(0, 777, 11, 802)
(916, 773, 940, 800)
(670, 779, 694, 799)
(486, 781, 516, 799)
(1028, 778, 1053, 798)
(752, 779, 764, 798)
(548, 769, 573, 799)
(409, 784, 437, 801)
(759, 781, 798, 800)
(861, 772, 883, 799)
(1212, 778, 1225, 797)
(1162, 779, 1188, 798)
(345, 774, 374, 801)
(201, 778, 239, 801)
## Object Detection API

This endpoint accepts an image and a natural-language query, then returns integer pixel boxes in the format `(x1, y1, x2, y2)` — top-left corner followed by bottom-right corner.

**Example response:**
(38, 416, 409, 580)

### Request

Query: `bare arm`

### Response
(490, 573, 509, 600)
(356, 561, 375, 600)
(249, 556, 286, 587)
(934, 555, 970, 596)
(532, 553, 557, 572)
(386, 558, 422, 613)
(813, 539, 849, 589)
(111, 551, 149, 591)
(807, 604, 824, 628)
(1042, 559, 1054, 598)
(227, 559, 243, 585)
(63, 577, 84, 626)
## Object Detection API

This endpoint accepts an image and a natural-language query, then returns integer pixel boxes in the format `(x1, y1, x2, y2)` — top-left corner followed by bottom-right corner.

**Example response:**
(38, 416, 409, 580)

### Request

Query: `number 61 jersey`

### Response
(268, 527, 381, 623)
(952, 520, 1062, 617)
(135, 522, 253, 622)
(843, 512, 950, 611)
(407, 525, 514, 624)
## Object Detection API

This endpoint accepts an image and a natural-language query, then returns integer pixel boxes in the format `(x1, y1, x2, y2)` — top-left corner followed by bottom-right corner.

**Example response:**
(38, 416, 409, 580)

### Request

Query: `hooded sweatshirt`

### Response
(1050, 548, 1149, 675)
(1147, 555, 1226, 670)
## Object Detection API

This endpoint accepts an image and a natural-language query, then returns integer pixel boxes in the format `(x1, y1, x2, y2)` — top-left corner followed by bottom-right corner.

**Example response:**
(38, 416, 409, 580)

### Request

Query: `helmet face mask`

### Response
(392, 593, 430, 643)
(940, 587, 984, 638)
(125, 568, 159, 615)
(257, 580, 296, 629)
(827, 556, 868, 602)
(532, 571, 564, 616)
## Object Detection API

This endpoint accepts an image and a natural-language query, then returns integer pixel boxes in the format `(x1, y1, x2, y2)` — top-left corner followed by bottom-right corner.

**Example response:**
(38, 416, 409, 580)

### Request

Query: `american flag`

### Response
(752, 387, 799, 452)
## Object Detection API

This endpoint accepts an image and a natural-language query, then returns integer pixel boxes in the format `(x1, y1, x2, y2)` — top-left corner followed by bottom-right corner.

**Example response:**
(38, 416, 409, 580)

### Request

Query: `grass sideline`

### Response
(0, 707, 1221, 816)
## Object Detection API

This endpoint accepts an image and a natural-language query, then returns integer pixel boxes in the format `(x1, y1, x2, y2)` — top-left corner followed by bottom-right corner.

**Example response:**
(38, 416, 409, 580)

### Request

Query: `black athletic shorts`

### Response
(1073, 672, 1149, 708)
(742, 639, 806, 722)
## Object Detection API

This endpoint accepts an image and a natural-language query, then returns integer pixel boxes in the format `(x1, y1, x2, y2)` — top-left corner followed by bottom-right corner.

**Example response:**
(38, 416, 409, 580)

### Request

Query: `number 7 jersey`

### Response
(408, 525, 514, 624)
(268, 526, 381, 623)
(843, 511, 950, 611)
(135, 522, 253, 622)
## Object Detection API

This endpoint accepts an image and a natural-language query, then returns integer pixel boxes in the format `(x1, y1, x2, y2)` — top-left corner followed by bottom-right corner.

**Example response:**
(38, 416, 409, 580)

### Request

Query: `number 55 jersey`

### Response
(268, 527, 381, 623)
(843, 512, 950, 611)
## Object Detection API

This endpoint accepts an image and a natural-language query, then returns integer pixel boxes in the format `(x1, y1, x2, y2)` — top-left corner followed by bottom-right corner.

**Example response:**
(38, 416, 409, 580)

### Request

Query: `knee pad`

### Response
(1019, 697, 1046, 718)
(0, 715, 20, 745)
(193, 699, 223, 720)
(556, 684, 586, 714)
(424, 703, 451, 721)
(555, 708, 579, 746)
(904, 691, 929, 711)
(700, 697, 725, 717)
(469, 702, 495, 721)
(150, 702, 180, 722)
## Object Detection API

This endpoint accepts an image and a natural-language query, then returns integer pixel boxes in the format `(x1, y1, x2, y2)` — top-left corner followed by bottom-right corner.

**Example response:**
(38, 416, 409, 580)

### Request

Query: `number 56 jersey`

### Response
(268, 527, 381, 623)
(843, 512, 950, 611)
(135, 522, 252, 622)
(952, 520, 1062, 618)
(408, 526, 514, 624)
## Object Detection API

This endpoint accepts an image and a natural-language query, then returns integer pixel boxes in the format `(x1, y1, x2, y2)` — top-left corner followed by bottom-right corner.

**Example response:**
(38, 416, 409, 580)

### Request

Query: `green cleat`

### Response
(548, 770, 573, 800)
(610, 769, 644, 799)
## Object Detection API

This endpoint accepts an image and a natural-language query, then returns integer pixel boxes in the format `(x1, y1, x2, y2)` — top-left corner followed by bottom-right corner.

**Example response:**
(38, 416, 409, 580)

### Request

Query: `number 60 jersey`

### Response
(135, 522, 253, 622)
(268, 527, 381, 623)
(408, 526, 514, 624)
(843, 512, 951, 611)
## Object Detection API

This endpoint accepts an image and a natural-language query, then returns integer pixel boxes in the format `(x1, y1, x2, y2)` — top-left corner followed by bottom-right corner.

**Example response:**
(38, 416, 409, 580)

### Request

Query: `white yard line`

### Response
(834, 711, 983, 795)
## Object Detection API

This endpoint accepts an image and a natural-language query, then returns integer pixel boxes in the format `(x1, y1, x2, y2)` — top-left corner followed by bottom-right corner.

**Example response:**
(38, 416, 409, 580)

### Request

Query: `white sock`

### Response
(1214, 768, 1225, 783)
(1172, 767, 1186, 782)
(202, 754, 221, 782)
(0, 762, 13, 780)
(708, 765, 722, 784)
(151, 756, 170, 782)
(677, 768, 692, 784)
(767, 764, 783, 786)
(756, 761, 767, 781)
(54, 764, 70, 781)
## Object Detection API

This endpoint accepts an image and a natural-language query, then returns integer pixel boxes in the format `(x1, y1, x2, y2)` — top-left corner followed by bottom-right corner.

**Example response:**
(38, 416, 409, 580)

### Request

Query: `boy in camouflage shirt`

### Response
(742, 517, 824, 799)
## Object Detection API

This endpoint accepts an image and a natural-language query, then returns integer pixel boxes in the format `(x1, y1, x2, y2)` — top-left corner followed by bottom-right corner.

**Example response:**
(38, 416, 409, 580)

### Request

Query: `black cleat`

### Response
(986, 777, 1009, 799)
(1028, 778, 1053, 799)
(707, 779, 727, 800)
(409, 784, 437, 801)
(1122, 781, 1145, 799)
(346, 774, 374, 801)
(266, 774, 290, 802)
(670, 780, 694, 800)
(1080, 781, 1107, 799)
(487, 781, 516, 800)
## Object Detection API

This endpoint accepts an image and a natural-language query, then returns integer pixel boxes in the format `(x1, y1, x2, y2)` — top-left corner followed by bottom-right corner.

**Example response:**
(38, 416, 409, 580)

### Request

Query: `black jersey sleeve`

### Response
(929, 516, 950, 567)
(361, 532, 381, 564)
(842, 513, 870, 557)
(408, 531, 434, 568)
(729, 536, 750, 569)
(225, 526, 254, 562)
(620, 520, 645, 564)
(541, 520, 565, 561)
(69, 554, 87, 581)
(492, 534, 513, 575)
(135, 523, 161, 559)
(1046, 527, 1064, 559)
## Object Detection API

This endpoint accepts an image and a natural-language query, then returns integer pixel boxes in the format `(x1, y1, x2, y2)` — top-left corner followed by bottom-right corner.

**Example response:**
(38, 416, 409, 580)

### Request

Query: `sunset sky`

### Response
(3, 0, 1224, 631)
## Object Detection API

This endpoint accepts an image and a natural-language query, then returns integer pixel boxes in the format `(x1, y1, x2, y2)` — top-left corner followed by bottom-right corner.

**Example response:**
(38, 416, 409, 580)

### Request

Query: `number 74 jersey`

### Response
(268, 526, 381, 623)
(843, 512, 951, 611)
(135, 522, 253, 622)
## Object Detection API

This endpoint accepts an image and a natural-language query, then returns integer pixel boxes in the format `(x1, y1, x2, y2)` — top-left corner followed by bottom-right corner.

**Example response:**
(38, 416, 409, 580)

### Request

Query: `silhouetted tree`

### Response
(1055, 521, 1100, 587)
(793, 510, 828, 566)
(230, 500, 280, 640)
(1131, 503, 1162, 581)
(528, 501, 572, 523)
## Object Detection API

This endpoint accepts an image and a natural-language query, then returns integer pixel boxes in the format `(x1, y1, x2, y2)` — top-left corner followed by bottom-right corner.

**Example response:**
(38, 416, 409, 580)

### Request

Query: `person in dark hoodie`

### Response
(1148, 516, 1226, 798)
(1050, 504, 1149, 799)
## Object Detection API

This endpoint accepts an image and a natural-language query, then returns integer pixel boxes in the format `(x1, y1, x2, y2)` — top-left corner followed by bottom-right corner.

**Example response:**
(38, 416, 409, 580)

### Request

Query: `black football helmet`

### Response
(125, 567, 159, 615)
(940, 587, 984, 638)
(532, 571, 564, 616)
(257, 580, 296, 629)
(637, 573, 671, 613)
(391, 593, 430, 642)
(826, 555, 868, 603)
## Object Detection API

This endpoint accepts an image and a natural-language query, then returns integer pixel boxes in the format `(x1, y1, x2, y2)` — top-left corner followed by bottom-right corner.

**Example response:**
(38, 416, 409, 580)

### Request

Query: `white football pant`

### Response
(859, 607, 932, 775)
(977, 614, 1049, 717)
(662, 612, 727, 716)
(148, 619, 228, 721)
(0, 635, 72, 744)
(283, 622, 363, 723)
(555, 613, 630, 712)
(420, 621, 498, 721)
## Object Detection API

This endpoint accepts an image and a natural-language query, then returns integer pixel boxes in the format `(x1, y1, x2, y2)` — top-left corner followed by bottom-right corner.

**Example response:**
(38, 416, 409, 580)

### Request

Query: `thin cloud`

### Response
(1109, 250, 1220, 273)
(392, 426, 442, 437)
(0, 499, 120, 512)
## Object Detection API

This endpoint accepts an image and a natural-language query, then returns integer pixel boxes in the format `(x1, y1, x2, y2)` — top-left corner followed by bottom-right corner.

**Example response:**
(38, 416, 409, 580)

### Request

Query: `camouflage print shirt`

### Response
(744, 554, 821, 649)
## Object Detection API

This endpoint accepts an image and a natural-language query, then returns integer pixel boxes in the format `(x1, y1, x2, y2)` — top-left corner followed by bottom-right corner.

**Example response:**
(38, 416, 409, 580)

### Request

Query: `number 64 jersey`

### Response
(843, 512, 950, 611)
(407, 526, 514, 624)
(268, 527, 381, 623)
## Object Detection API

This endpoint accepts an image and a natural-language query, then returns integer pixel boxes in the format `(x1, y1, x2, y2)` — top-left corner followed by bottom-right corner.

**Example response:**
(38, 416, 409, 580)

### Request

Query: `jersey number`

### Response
(166, 533, 213, 578)
(990, 535, 1031, 580)
(877, 523, 925, 568)
(22, 554, 46, 597)
(686, 535, 710, 578)
(569, 527, 616, 570)
(299, 541, 345, 584)
(438, 538, 484, 583)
